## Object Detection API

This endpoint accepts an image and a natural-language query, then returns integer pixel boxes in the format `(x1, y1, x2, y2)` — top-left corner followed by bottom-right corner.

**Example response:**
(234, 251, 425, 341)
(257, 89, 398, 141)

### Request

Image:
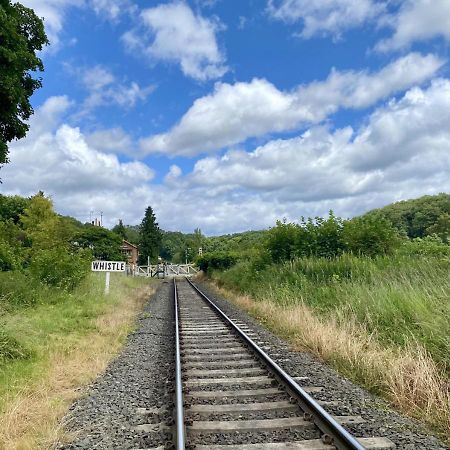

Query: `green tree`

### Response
(138, 206, 161, 264)
(20, 192, 60, 251)
(74, 225, 123, 260)
(426, 213, 450, 243)
(112, 219, 127, 239)
(342, 215, 400, 257)
(0, 1, 49, 165)
(0, 194, 29, 223)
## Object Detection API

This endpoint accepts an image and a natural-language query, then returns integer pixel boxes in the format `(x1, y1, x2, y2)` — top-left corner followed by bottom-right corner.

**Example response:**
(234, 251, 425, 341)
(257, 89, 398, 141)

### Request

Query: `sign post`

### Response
(91, 261, 126, 295)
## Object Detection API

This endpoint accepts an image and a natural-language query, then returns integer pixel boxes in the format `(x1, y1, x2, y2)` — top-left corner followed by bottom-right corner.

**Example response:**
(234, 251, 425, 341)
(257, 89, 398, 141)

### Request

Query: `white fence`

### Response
(135, 264, 199, 278)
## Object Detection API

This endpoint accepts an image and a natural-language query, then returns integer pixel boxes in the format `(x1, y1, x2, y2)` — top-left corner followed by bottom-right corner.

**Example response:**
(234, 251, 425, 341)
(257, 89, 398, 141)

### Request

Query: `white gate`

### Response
(135, 264, 198, 277)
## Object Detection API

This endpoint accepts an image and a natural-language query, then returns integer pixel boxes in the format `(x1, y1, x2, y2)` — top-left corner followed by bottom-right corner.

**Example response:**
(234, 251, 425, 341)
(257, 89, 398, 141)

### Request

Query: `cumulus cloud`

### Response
(376, 0, 450, 52)
(184, 79, 450, 210)
(3, 79, 450, 235)
(139, 53, 443, 156)
(267, 0, 385, 39)
(85, 128, 133, 154)
(20, 0, 134, 49)
(122, 1, 227, 81)
(75, 65, 154, 114)
(1, 96, 154, 225)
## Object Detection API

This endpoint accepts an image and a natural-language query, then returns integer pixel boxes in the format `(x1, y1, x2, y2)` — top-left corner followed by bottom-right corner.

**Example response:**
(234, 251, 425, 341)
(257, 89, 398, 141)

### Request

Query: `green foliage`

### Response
(0, 1, 48, 165)
(266, 221, 298, 262)
(342, 215, 400, 257)
(266, 211, 397, 263)
(399, 235, 450, 258)
(138, 206, 162, 264)
(426, 213, 450, 243)
(0, 194, 29, 223)
(0, 238, 20, 271)
(29, 247, 91, 290)
(74, 225, 123, 260)
(112, 219, 127, 239)
(123, 225, 140, 245)
(366, 193, 450, 238)
(197, 251, 239, 273)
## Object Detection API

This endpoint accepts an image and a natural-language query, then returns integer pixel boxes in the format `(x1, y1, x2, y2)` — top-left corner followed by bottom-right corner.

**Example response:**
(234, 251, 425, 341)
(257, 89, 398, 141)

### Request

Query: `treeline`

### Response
(198, 194, 450, 272)
(366, 193, 450, 239)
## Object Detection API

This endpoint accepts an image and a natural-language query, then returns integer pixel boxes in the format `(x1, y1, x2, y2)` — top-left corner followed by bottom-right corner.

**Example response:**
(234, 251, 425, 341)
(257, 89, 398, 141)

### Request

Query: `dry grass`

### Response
(208, 281, 450, 442)
(0, 281, 155, 450)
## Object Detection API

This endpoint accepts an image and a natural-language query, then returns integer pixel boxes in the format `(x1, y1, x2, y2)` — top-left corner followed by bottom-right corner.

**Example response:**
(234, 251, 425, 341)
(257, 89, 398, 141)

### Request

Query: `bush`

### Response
(197, 252, 239, 273)
(29, 247, 91, 290)
(399, 235, 450, 258)
(342, 215, 400, 257)
(266, 221, 299, 262)
(0, 239, 21, 271)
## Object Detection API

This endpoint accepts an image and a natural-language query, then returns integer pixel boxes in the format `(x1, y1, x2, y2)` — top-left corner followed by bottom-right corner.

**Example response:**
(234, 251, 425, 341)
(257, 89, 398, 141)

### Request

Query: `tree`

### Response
(74, 225, 123, 260)
(112, 219, 127, 239)
(0, 1, 49, 165)
(139, 206, 161, 264)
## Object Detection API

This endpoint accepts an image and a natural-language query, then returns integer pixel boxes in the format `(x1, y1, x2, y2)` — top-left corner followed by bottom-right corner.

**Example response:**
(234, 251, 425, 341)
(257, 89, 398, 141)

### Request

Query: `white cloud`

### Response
(183, 79, 450, 210)
(20, 0, 82, 48)
(3, 79, 450, 235)
(85, 128, 133, 154)
(76, 65, 154, 113)
(20, 0, 133, 49)
(122, 1, 227, 81)
(1, 97, 154, 225)
(376, 0, 450, 51)
(267, 0, 385, 39)
(139, 53, 443, 156)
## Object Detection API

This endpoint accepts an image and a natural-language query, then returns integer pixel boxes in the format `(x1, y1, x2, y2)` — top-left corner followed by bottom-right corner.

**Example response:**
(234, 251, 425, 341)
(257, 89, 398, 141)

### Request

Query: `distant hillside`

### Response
(364, 193, 450, 239)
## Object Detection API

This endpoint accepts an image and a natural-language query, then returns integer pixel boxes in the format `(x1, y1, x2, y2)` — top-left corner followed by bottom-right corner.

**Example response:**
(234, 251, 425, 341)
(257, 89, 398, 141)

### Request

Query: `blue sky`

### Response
(2, 0, 450, 234)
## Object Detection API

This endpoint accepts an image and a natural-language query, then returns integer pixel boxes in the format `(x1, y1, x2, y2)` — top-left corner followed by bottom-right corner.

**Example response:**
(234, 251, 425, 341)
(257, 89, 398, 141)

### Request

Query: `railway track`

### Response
(172, 278, 396, 450)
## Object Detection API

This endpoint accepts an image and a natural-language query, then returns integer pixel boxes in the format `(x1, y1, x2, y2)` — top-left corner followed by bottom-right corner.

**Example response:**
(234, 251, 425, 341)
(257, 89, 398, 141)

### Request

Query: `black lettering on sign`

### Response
(92, 262, 99, 270)
(107, 262, 112, 270)
(121, 262, 125, 271)
(99, 262, 105, 270)
(111, 262, 116, 270)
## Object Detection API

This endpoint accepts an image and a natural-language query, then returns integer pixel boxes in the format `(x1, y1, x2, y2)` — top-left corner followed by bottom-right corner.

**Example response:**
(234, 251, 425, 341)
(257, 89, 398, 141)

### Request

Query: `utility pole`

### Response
(100, 211, 103, 227)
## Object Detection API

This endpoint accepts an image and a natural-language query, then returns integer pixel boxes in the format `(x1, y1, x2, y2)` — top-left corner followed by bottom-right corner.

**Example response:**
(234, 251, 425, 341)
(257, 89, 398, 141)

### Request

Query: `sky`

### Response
(1, 0, 450, 235)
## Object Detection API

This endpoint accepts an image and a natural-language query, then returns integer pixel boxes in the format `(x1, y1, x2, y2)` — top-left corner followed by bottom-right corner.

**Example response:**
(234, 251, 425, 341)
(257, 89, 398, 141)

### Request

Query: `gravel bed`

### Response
(59, 281, 174, 450)
(191, 428, 322, 446)
(196, 280, 450, 450)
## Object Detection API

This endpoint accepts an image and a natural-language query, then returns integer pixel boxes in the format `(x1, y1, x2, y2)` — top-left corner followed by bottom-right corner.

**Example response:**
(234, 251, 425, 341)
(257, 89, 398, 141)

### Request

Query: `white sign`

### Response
(91, 261, 126, 272)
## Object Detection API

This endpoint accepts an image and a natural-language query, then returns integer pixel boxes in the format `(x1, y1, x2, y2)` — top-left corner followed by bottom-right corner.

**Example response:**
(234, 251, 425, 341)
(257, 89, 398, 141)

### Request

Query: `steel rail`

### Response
(186, 278, 367, 450)
(173, 279, 186, 450)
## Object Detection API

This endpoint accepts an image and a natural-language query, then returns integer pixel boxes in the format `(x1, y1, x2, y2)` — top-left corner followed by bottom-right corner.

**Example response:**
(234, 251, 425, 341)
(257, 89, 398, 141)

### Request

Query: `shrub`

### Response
(342, 215, 400, 257)
(197, 252, 239, 273)
(399, 235, 450, 258)
(29, 247, 91, 290)
(0, 239, 20, 271)
(266, 221, 299, 262)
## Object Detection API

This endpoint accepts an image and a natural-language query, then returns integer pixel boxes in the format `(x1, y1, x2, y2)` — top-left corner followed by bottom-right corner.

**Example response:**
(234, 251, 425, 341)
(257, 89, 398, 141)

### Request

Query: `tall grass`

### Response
(215, 254, 450, 370)
(0, 272, 154, 449)
(211, 253, 450, 439)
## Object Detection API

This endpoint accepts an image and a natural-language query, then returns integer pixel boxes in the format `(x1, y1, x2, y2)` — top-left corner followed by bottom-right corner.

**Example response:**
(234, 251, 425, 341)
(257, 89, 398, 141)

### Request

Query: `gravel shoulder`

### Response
(196, 280, 449, 450)
(60, 280, 174, 450)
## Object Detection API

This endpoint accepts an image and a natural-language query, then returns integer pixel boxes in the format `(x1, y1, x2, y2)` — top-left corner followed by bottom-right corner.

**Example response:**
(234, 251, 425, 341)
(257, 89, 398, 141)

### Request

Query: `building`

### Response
(120, 240, 139, 266)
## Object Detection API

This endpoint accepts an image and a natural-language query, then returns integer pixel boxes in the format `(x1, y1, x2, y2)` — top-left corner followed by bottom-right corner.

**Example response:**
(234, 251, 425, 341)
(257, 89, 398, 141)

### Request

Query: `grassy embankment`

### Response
(209, 253, 450, 441)
(0, 272, 155, 450)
